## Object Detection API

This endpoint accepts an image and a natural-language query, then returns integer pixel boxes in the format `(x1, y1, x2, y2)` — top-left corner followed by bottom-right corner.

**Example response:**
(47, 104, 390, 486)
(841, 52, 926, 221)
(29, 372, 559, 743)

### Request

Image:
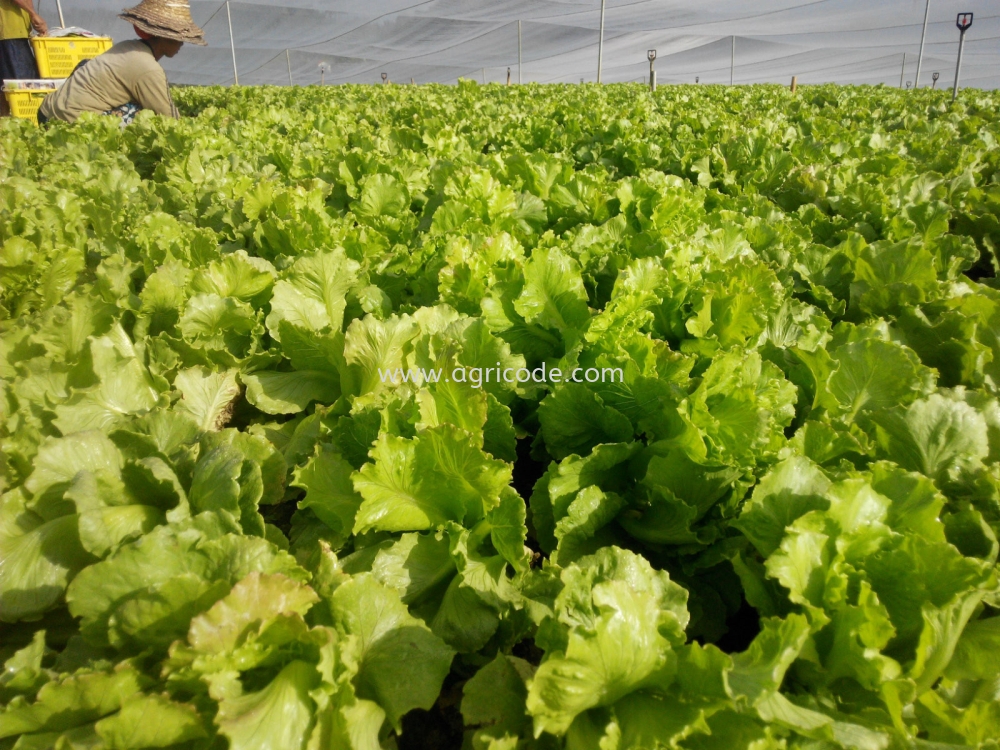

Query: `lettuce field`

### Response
(3, 82, 1000, 749)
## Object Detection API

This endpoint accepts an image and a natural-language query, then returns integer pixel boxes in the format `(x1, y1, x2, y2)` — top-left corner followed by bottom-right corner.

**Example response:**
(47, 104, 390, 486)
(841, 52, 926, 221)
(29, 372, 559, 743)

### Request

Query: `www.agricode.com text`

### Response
(377, 364, 625, 388)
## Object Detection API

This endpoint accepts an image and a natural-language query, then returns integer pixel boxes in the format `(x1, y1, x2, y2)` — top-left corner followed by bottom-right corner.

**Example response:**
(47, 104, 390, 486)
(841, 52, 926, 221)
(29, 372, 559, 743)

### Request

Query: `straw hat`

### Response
(119, 0, 207, 46)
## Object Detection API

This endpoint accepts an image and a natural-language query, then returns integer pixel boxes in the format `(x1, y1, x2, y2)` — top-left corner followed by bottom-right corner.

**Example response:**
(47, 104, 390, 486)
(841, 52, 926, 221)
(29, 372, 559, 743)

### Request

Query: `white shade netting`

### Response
(31, 0, 1000, 88)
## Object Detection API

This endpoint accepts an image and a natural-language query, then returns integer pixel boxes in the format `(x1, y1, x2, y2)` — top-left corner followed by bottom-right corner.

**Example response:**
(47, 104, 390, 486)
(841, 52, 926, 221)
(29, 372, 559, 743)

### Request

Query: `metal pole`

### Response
(482, 68, 486, 84)
(952, 28, 967, 102)
(286, 49, 293, 86)
(54, 0, 66, 28)
(899, 52, 906, 88)
(597, 0, 606, 83)
(730, 35, 735, 85)
(226, 1, 239, 86)
(914, 0, 931, 88)
(518, 20, 522, 84)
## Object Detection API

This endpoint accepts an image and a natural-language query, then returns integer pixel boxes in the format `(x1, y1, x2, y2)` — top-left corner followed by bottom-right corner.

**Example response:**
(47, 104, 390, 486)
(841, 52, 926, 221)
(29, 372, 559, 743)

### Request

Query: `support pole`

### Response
(286, 49, 293, 86)
(517, 20, 522, 84)
(54, 0, 66, 28)
(597, 0, 606, 83)
(226, 0, 239, 86)
(914, 0, 931, 88)
(790, 75, 797, 92)
(730, 35, 735, 85)
(899, 52, 906, 88)
(952, 27, 967, 102)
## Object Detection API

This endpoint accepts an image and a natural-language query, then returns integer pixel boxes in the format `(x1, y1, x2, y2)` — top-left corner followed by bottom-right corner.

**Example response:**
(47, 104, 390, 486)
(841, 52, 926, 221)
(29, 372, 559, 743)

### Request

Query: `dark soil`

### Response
(260, 495, 299, 538)
(397, 678, 465, 750)
(512, 637, 545, 665)
(713, 597, 762, 653)
(511, 436, 547, 501)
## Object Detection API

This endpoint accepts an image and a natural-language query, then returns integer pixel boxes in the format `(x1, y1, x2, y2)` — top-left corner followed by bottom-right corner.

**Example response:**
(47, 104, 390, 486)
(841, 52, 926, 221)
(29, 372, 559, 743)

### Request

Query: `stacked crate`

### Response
(3, 35, 112, 123)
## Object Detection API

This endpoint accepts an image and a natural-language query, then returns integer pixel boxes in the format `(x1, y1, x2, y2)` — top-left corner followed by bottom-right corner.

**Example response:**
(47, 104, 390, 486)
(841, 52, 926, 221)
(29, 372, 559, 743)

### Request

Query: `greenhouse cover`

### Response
(32, 1, 1000, 89)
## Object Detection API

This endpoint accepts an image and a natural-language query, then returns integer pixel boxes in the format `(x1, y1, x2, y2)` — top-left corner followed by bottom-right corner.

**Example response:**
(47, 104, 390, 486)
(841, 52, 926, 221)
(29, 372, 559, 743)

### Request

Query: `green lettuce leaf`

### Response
(526, 547, 689, 736)
(330, 574, 455, 729)
(217, 660, 318, 750)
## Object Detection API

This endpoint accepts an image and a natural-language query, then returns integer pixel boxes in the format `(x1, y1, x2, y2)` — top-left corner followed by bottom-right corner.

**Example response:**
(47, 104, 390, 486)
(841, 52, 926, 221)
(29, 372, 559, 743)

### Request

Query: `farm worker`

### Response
(0, 0, 47, 117)
(37, 0, 205, 126)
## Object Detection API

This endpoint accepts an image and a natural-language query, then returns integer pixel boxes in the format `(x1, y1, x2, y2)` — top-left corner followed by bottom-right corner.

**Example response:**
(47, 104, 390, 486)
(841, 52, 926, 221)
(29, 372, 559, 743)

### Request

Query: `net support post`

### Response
(915, 0, 931, 88)
(518, 20, 522, 84)
(226, 0, 239, 86)
(597, 0, 606, 83)
(730, 35, 735, 85)
(952, 13, 973, 102)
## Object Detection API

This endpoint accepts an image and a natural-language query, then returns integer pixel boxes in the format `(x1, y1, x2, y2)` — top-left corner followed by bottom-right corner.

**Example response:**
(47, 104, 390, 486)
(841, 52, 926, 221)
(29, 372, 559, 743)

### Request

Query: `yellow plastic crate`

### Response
(31, 36, 112, 79)
(3, 89, 53, 123)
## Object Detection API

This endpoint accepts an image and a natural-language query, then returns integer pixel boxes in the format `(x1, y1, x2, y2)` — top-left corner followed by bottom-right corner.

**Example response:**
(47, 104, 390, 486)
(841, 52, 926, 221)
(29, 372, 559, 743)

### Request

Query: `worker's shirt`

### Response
(39, 39, 179, 123)
(0, 0, 31, 40)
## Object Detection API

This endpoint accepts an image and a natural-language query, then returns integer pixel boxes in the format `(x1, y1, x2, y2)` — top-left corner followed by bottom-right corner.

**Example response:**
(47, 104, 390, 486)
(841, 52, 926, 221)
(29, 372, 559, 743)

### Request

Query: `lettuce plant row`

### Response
(2, 82, 1000, 749)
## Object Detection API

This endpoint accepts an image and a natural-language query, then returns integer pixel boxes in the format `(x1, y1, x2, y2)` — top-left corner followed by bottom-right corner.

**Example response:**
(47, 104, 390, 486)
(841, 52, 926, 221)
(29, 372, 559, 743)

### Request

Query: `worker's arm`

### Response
(8, 0, 48, 35)
(131, 70, 179, 119)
